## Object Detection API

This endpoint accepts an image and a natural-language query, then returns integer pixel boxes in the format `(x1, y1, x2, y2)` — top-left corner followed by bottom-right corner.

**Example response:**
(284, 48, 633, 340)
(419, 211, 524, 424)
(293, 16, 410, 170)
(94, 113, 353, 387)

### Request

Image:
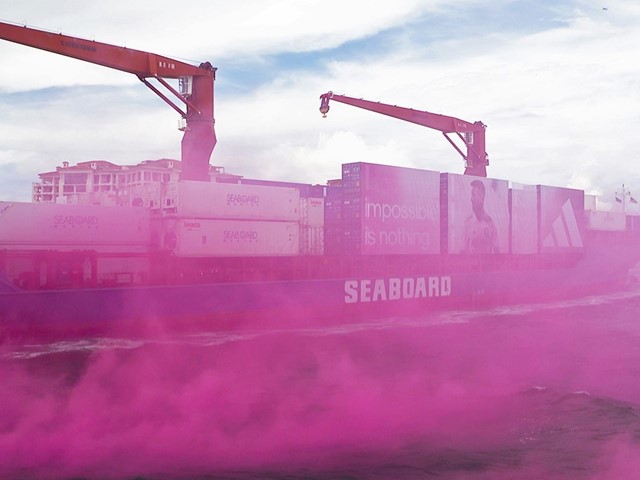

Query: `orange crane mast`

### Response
(319, 91, 489, 177)
(0, 21, 216, 181)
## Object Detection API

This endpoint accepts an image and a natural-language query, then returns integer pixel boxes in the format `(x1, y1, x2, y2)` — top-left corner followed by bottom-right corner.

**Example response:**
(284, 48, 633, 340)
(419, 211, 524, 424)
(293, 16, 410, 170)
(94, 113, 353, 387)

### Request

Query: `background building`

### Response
(32, 159, 237, 213)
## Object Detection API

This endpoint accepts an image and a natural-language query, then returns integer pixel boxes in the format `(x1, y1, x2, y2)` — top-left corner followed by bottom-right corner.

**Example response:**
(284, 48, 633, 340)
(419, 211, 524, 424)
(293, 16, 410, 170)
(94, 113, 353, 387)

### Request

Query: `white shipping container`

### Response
(177, 181, 300, 221)
(162, 218, 299, 257)
(510, 188, 538, 254)
(586, 210, 626, 232)
(300, 226, 324, 255)
(300, 197, 324, 227)
(538, 185, 585, 251)
(0, 201, 150, 252)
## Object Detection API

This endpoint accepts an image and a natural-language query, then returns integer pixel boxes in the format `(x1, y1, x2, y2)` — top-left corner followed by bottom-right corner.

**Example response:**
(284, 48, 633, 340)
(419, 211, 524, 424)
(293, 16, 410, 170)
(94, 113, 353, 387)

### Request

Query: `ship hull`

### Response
(1, 245, 634, 340)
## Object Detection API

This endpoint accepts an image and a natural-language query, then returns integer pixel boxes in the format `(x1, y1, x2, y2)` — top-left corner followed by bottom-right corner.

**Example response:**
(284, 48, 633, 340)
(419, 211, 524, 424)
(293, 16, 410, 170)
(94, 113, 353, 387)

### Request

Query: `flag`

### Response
(631, 197, 638, 204)
(615, 196, 622, 203)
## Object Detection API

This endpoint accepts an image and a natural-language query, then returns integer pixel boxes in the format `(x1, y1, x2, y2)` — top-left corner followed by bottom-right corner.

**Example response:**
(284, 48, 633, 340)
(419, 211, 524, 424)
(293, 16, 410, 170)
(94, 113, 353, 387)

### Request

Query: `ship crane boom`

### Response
(319, 91, 488, 177)
(0, 20, 217, 181)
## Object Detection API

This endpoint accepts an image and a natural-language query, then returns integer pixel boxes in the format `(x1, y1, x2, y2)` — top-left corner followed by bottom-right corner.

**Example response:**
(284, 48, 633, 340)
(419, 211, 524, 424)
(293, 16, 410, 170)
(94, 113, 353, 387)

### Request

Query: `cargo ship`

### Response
(1, 21, 639, 338)
(2, 161, 640, 338)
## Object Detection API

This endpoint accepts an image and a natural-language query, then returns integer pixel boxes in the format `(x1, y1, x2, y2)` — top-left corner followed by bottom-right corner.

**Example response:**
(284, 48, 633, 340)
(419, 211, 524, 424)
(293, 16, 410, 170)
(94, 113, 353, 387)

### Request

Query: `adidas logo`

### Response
(542, 199, 583, 248)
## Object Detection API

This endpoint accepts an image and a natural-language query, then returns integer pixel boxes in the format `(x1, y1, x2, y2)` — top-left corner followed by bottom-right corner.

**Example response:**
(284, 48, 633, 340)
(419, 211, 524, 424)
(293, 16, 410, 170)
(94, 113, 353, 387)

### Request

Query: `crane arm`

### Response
(0, 21, 216, 181)
(319, 91, 488, 177)
(0, 21, 205, 79)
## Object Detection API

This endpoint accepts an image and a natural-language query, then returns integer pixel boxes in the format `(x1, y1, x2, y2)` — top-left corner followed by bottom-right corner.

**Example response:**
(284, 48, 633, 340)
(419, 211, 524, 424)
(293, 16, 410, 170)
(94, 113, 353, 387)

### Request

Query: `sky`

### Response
(0, 0, 639, 206)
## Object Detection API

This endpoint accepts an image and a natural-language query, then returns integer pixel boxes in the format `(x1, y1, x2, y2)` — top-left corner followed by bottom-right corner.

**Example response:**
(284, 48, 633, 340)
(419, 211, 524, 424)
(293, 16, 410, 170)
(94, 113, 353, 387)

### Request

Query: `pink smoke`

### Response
(1, 295, 640, 479)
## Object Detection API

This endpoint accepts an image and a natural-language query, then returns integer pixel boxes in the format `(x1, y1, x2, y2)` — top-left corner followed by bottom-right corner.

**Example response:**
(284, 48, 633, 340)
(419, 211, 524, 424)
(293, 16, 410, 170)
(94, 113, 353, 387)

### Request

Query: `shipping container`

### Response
(509, 186, 539, 254)
(538, 185, 585, 252)
(176, 181, 300, 221)
(441, 174, 509, 255)
(627, 214, 640, 233)
(585, 194, 597, 211)
(300, 226, 324, 255)
(586, 210, 626, 232)
(233, 178, 324, 199)
(324, 185, 343, 255)
(341, 163, 441, 255)
(0, 201, 150, 252)
(341, 163, 362, 193)
(300, 197, 324, 227)
(157, 218, 300, 257)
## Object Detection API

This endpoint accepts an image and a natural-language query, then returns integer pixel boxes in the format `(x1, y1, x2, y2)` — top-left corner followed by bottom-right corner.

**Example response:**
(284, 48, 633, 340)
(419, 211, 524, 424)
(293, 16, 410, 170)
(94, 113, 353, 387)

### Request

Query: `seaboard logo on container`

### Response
(227, 193, 260, 208)
(344, 276, 451, 303)
(53, 215, 99, 228)
(223, 230, 258, 243)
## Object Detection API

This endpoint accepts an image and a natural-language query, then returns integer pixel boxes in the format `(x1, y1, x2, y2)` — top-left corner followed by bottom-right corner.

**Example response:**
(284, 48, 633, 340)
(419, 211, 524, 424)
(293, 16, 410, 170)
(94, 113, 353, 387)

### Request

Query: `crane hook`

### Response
(319, 92, 332, 117)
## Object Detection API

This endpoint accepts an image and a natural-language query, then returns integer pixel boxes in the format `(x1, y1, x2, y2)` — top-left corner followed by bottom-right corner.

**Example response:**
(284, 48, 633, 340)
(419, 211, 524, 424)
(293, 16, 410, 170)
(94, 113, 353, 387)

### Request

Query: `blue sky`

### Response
(1, 0, 639, 208)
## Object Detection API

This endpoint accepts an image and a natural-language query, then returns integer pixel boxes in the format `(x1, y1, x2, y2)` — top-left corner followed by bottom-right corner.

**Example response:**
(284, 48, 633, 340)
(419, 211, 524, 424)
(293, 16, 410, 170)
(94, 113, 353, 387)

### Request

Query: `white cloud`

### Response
(0, 0, 448, 91)
(1, 0, 639, 201)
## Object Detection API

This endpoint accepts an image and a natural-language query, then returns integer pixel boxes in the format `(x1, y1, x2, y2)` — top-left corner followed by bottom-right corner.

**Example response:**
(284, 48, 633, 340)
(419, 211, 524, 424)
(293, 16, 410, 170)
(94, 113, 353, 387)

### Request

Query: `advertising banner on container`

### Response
(445, 174, 509, 254)
(510, 187, 539, 254)
(358, 164, 440, 255)
(538, 185, 585, 252)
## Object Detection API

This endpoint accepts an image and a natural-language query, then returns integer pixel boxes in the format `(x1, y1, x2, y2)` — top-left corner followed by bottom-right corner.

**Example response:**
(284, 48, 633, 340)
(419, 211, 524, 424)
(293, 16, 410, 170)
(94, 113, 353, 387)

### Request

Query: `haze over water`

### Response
(2, 288, 640, 479)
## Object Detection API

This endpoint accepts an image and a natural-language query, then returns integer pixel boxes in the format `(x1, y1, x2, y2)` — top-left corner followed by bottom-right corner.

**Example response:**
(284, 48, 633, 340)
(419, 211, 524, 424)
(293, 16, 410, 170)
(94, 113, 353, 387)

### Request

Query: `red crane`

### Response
(319, 91, 489, 177)
(0, 21, 216, 181)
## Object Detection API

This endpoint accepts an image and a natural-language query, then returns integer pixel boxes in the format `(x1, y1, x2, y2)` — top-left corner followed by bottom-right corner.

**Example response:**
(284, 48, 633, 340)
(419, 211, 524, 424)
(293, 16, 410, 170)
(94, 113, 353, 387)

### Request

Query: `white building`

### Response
(32, 159, 238, 213)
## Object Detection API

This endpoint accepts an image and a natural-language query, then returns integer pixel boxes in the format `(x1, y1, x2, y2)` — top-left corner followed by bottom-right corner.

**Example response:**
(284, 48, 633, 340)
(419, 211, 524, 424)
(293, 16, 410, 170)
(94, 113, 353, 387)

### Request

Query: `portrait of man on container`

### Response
(464, 179, 499, 254)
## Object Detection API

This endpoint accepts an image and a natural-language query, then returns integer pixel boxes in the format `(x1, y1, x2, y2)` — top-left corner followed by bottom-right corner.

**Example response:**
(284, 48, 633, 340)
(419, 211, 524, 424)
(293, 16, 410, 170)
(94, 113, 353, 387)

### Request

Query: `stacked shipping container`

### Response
(300, 196, 324, 255)
(154, 181, 306, 257)
(0, 201, 151, 287)
(0, 202, 150, 253)
(328, 162, 591, 257)
(2, 161, 635, 294)
(324, 183, 343, 255)
(231, 178, 326, 255)
(0, 162, 619, 284)
(339, 162, 441, 255)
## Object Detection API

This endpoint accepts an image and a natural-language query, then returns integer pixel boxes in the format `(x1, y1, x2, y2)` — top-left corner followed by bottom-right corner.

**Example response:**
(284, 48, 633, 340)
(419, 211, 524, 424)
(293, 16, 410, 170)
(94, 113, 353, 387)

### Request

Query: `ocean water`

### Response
(2, 288, 640, 479)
